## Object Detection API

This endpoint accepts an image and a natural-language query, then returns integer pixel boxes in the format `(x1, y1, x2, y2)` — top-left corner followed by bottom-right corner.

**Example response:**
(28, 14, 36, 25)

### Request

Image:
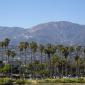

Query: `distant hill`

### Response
(0, 21, 85, 45)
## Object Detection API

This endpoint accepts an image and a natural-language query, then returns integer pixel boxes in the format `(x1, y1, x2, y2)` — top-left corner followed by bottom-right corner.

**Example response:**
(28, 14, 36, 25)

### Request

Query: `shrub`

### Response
(15, 79, 26, 85)
(78, 78, 85, 83)
(0, 78, 13, 85)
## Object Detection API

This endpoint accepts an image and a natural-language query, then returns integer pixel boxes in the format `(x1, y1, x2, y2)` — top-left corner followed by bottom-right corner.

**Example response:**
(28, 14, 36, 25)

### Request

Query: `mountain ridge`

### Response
(0, 21, 85, 46)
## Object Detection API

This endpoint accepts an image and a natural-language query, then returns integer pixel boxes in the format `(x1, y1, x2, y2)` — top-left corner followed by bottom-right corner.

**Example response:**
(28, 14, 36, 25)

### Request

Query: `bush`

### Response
(15, 79, 26, 85)
(0, 78, 13, 85)
(77, 78, 85, 83)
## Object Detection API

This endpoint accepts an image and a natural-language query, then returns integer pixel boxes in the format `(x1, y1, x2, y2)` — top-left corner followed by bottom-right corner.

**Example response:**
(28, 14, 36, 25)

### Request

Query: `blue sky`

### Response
(0, 0, 85, 28)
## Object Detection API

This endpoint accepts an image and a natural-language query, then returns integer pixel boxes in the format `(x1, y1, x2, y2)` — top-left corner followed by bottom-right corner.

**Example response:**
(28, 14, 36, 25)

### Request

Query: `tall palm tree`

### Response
(44, 44, 56, 77)
(51, 54, 60, 77)
(29, 41, 37, 78)
(19, 42, 24, 60)
(39, 44, 45, 78)
(29, 41, 37, 62)
(19, 42, 29, 79)
(6, 49, 11, 63)
(20, 42, 29, 65)
(4, 38, 10, 49)
(3, 38, 10, 63)
(83, 49, 85, 73)
(10, 51, 16, 78)
(69, 46, 75, 75)
(75, 55, 80, 77)
(18, 42, 24, 78)
(61, 47, 69, 77)
(76, 46, 81, 56)
(5, 49, 12, 78)
(39, 44, 44, 64)
(6, 50, 16, 78)
(0, 41, 5, 61)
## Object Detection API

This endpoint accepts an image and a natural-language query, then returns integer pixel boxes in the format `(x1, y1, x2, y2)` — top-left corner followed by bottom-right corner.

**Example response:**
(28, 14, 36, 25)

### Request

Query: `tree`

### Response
(19, 42, 29, 79)
(3, 38, 10, 64)
(29, 41, 37, 62)
(20, 42, 29, 65)
(6, 50, 11, 63)
(51, 54, 60, 77)
(29, 41, 38, 77)
(75, 55, 80, 77)
(10, 51, 16, 78)
(39, 44, 44, 64)
(69, 46, 75, 76)
(60, 58, 66, 77)
(61, 47, 69, 76)
(2, 64, 11, 77)
(83, 48, 85, 73)
(4, 38, 10, 49)
(0, 41, 5, 61)
(44, 44, 56, 77)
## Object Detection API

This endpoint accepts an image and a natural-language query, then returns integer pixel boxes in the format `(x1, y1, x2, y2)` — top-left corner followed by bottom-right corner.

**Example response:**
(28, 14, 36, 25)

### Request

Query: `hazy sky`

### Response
(0, 0, 85, 28)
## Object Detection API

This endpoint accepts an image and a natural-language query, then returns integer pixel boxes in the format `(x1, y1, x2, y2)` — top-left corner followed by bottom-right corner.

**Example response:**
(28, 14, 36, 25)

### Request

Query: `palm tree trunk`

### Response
(62, 64, 64, 77)
(54, 64, 56, 78)
(65, 58, 68, 77)
(48, 54, 52, 78)
(1, 47, 3, 62)
(31, 50, 32, 63)
(10, 60, 12, 78)
(41, 52, 42, 64)
(76, 61, 79, 77)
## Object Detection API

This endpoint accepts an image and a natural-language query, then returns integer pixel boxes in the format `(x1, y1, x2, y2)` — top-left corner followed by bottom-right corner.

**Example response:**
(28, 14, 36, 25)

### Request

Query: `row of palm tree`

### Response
(0, 38, 85, 78)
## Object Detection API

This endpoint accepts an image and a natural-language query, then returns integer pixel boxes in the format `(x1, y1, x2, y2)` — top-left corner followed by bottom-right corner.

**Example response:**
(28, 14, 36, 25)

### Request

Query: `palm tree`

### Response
(3, 38, 10, 63)
(39, 44, 45, 78)
(18, 42, 24, 78)
(5, 49, 12, 78)
(69, 46, 75, 76)
(60, 58, 66, 77)
(44, 44, 56, 77)
(51, 54, 60, 78)
(10, 51, 16, 78)
(19, 42, 29, 79)
(61, 47, 69, 77)
(39, 44, 44, 64)
(0, 41, 5, 61)
(6, 50, 16, 78)
(6, 49, 11, 63)
(76, 46, 81, 56)
(75, 55, 80, 77)
(29, 41, 38, 78)
(29, 41, 37, 62)
(22, 42, 29, 79)
(83, 49, 85, 73)
(20, 42, 29, 65)
(19, 42, 24, 61)
(4, 38, 10, 49)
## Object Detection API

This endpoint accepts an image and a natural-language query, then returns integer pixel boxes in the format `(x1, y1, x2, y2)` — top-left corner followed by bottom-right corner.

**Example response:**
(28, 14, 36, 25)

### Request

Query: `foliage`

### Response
(0, 78, 13, 85)
(15, 79, 26, 85)
(2, 64, 11, 74)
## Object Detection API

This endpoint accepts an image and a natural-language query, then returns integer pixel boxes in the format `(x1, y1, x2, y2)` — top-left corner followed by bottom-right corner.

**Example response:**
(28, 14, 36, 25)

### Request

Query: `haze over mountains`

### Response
(0, 21, 85, 45)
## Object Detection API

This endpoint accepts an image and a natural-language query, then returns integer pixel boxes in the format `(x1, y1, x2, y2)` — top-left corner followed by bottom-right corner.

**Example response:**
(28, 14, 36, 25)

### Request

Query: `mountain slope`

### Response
(26, 21, 85, 45)
(0, 21, 85, 45)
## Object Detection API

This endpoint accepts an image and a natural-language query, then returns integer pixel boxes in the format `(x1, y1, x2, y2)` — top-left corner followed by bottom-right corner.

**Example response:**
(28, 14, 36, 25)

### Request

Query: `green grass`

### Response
(37, 78, 85, 83)
(15, 79, 26, 85)
(0, 78, 85, 84)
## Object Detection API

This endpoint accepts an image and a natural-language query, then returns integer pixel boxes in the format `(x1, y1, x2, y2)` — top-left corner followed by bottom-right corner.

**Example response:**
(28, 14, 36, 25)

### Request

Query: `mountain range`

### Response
(0, 21, 85, 46)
